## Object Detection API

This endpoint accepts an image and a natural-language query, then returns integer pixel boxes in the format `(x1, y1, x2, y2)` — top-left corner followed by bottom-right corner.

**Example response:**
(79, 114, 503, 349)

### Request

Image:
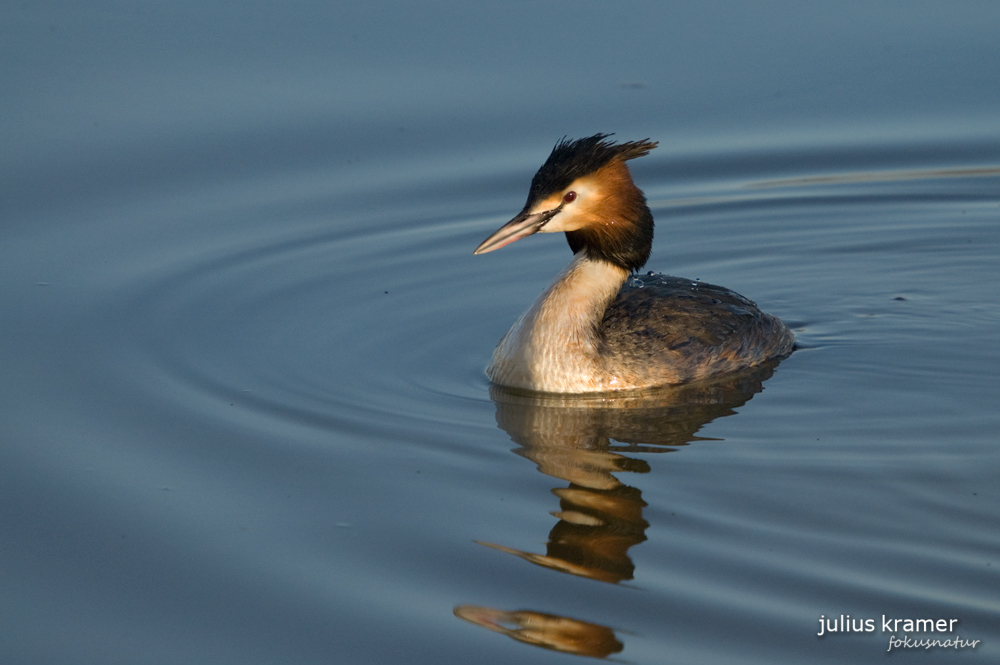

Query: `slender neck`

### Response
(487, 253, 630, 393)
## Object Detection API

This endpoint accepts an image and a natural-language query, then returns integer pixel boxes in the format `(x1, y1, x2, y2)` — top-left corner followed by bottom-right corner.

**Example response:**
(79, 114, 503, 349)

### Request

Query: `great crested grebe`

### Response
(474, 134, 794, 393)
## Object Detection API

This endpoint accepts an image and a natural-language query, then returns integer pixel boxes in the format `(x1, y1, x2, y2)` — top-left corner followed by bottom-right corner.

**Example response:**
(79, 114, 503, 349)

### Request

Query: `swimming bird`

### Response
(474, 134, 794, 393)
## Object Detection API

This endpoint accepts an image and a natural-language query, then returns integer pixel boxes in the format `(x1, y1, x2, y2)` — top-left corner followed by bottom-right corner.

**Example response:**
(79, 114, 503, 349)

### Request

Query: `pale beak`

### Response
(473, 207, 561, 255)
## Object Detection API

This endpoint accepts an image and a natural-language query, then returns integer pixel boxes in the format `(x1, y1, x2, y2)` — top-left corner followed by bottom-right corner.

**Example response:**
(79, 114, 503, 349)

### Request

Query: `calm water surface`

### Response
(2, 2, 999, 663)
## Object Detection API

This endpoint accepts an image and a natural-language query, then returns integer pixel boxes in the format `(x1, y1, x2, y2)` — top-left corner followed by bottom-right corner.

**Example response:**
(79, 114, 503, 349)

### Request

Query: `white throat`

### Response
(486, 253, 629, 393)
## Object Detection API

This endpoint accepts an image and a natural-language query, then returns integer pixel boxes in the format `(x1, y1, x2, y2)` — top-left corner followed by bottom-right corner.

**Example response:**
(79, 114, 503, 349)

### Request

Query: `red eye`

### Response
(563, 191, 577, 203)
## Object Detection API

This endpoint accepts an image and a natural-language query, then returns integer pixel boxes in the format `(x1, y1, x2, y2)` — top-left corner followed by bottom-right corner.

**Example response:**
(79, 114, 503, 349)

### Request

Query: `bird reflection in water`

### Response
(454, 605, 624, 659)
(455, 361, 782, 657)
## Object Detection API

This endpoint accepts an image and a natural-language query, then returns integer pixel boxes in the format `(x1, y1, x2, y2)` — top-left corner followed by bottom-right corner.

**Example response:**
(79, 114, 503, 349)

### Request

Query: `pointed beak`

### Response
(473, 207, 561, 255)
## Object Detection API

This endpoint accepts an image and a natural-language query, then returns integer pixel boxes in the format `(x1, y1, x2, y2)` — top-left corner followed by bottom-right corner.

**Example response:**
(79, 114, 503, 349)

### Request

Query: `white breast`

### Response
(486, 255, 628, 393)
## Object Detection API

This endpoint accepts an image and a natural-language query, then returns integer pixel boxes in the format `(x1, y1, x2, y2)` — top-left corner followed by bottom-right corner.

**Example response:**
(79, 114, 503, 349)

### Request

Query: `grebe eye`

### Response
(563, 191, 577, 203)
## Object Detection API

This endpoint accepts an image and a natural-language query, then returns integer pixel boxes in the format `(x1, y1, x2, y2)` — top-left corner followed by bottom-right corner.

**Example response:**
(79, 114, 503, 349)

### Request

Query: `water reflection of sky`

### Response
(6, 2, 1000, 176)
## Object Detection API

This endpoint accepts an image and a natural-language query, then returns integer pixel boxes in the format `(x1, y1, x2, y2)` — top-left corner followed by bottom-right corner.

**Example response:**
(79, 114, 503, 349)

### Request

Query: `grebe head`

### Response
(474, 134, 658, 272)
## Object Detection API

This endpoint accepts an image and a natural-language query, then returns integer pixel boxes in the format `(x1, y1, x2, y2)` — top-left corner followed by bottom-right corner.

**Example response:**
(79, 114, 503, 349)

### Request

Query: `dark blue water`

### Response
(3, 2, 999, 663)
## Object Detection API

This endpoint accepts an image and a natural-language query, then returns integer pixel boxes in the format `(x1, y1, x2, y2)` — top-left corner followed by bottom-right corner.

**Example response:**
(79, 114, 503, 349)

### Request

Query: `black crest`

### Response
(527, 133, 657, 204)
